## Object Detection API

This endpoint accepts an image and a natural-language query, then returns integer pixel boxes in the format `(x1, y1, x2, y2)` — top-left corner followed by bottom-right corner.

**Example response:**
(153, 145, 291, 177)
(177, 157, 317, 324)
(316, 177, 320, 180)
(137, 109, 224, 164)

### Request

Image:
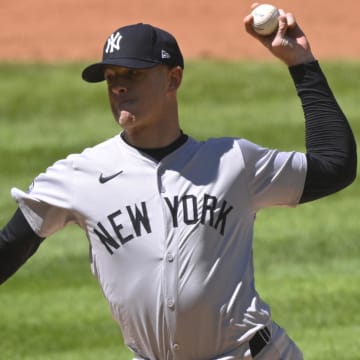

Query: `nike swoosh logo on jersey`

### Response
(99, 170, 123, 184)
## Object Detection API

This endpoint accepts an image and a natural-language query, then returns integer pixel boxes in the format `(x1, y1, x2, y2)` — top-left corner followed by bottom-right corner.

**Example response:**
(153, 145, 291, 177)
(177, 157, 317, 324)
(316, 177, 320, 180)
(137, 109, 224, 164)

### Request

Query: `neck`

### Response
(122, 123, 181, 148)
(121, 131, 188, 161)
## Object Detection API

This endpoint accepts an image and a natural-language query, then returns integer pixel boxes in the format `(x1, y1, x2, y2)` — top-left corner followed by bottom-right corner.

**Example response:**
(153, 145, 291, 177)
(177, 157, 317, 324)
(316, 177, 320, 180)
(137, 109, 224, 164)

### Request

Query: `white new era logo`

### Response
(105, 32, 123, 54)
(161, 49, 171, 59)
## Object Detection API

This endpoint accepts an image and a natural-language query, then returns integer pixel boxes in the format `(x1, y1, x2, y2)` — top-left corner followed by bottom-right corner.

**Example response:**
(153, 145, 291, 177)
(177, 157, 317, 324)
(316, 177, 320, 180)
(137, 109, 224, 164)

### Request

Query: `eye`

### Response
(125, 69, 141, 79)
(104, 71, 115, 82)
(104, 68, 144, 82)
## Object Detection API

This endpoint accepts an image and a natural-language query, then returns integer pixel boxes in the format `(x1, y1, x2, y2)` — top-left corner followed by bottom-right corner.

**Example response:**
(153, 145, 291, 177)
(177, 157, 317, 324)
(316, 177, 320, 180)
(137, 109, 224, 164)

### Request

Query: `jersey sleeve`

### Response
(10, 156, 79, 238)
(237, 139, 307, 211)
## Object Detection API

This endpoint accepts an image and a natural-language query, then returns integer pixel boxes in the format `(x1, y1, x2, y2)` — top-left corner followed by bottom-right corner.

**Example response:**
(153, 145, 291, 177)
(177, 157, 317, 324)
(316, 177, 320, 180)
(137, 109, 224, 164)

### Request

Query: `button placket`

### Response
(158, 164, 179, 353)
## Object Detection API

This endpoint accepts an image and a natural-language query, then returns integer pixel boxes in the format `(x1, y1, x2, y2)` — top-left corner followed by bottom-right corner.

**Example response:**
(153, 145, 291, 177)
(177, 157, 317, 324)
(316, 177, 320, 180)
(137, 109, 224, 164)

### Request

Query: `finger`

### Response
(243, 14, 253, 32)
(243, 13, 253, 24)
(276, 13, 288, 38)
(277, 10, 297, 32)
(286, 13, 297, 29)
(243, 13, 267, 41)
(278, 8, 286, 16)
(243, 14, 259, 37)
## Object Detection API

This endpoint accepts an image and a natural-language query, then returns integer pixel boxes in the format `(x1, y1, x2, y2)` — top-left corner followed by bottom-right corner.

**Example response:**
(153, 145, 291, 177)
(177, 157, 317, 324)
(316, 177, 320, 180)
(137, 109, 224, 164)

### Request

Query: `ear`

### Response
(168, 66, 183, 92)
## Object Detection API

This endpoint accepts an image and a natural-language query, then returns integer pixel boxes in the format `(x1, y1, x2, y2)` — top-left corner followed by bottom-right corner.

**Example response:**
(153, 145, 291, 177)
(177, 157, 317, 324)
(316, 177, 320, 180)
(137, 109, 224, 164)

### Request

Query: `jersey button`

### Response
(166, 252, 174, 262)
(173, 343, 180, 352)
(167, 297, 175, 309)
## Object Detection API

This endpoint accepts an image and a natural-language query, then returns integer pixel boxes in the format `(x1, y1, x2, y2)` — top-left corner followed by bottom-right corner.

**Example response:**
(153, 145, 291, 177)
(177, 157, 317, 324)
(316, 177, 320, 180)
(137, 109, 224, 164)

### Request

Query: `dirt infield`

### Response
(1, 0, 359, 61)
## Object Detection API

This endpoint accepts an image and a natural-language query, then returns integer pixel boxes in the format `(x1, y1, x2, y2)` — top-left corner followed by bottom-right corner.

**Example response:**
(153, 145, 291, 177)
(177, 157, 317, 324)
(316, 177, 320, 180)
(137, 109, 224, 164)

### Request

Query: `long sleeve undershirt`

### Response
(0, 61, 356, 284)
(290, 61, 357, 202)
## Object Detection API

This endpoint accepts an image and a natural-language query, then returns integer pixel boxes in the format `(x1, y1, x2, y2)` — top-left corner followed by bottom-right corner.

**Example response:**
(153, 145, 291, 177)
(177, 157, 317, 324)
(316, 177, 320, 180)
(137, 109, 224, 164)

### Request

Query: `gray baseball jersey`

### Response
(11, 134, 306, 359)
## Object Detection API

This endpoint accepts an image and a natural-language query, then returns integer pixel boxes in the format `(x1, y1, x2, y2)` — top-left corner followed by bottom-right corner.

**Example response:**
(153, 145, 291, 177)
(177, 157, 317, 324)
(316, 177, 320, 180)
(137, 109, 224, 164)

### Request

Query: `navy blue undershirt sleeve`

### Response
(289, 61, 357, 203)
(0, 208, 44, 284)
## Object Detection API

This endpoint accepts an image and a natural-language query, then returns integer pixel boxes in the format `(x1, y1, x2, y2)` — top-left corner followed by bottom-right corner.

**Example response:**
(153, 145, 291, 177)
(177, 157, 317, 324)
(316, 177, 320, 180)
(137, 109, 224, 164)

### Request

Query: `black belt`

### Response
(249, 326, 271, 358)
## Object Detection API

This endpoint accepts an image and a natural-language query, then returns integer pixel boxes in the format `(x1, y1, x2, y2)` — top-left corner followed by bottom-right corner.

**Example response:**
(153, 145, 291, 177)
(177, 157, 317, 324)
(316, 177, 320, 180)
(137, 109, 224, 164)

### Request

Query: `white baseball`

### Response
(251, 4, 280, 36)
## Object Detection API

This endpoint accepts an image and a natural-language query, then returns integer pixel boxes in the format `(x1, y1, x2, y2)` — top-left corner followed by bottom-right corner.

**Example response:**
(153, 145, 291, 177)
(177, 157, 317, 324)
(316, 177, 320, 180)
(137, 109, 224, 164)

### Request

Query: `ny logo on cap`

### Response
(105, 32, 123, 54)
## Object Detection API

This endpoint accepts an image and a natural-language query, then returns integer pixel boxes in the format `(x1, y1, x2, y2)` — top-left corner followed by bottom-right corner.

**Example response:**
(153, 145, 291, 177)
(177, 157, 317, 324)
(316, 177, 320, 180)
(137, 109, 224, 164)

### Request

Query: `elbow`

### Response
(331, 137, 357, 190)
(345, 139, 357, 186)
(346, 151, 357, 187)
(333, 149, 357, 191)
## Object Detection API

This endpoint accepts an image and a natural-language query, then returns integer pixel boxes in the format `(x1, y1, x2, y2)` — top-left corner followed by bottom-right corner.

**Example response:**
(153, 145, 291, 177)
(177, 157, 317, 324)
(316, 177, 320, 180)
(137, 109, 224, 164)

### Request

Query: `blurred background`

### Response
(1, 0, 359, 62)
(1, 1, 359, 360)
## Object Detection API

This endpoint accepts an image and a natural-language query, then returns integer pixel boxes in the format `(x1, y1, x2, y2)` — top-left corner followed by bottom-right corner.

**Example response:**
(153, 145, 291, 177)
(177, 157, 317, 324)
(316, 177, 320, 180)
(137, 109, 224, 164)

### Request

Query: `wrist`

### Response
(283, 53, 316, 67)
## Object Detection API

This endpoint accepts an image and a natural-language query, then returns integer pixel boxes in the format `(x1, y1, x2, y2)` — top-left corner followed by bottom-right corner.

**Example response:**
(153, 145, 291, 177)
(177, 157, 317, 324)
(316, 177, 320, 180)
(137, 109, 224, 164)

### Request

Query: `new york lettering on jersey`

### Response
(93, 193, 234, 254)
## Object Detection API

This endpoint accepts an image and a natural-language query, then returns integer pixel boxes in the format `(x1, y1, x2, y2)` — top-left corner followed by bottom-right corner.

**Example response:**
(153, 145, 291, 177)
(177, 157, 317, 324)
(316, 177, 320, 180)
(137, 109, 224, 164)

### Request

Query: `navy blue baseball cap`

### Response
(82, 23, 184, 83)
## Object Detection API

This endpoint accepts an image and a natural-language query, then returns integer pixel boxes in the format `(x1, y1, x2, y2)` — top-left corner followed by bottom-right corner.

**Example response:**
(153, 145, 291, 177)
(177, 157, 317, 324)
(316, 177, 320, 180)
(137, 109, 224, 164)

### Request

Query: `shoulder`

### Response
(78, 135, 121, 160)
(196, 136, 265, 157)
(194, 136, 240, 151)
(25, 135, 121, 185)
(64, 134, 122, 170)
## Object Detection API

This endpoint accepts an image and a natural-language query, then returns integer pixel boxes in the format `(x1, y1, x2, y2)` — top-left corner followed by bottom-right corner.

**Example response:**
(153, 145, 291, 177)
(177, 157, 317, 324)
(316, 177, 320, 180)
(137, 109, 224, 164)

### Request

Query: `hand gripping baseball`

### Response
(244, 3, 316, 66)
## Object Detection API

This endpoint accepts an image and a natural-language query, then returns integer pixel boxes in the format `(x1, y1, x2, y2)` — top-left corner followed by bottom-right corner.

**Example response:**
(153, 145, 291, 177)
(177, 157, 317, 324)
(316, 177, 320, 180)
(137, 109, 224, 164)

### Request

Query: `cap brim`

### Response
(81, 58, 160, 83)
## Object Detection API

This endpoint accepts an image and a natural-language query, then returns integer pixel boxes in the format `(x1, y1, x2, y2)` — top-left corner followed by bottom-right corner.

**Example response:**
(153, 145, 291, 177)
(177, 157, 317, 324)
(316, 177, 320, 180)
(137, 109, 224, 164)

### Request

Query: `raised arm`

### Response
(244, 4, 357, 202)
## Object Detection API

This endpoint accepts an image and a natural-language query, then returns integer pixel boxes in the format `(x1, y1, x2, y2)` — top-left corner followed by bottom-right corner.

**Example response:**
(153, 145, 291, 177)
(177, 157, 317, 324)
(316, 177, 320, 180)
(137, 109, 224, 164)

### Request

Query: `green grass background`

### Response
(0, 61, 359, 360)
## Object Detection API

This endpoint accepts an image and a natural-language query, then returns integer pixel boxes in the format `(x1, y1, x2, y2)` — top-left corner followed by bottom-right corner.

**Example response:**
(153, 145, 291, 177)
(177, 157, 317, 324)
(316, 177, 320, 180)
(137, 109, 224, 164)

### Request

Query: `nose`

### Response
(110, 84, 128, 95)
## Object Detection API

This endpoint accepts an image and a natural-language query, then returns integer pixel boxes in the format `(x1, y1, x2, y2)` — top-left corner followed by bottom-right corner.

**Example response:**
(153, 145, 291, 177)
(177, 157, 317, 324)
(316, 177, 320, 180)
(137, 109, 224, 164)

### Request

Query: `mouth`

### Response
(118, 98, 136, 108)
(115, 99, 137, 120)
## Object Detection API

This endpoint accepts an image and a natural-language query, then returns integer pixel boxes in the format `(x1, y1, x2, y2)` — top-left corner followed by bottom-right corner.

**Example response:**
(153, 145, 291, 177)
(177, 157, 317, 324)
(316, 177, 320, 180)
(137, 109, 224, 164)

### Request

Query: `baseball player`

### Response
(0, 4, 357, 360)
